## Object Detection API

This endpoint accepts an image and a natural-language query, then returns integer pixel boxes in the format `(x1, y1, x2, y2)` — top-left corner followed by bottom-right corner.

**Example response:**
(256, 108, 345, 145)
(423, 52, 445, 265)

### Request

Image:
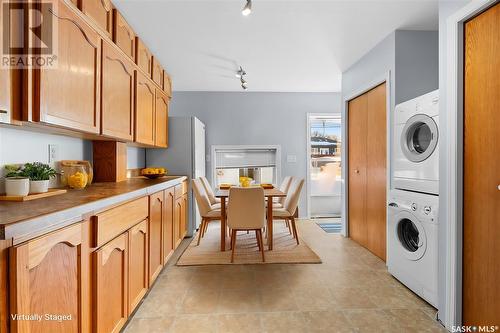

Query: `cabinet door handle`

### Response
(354, 169, 360, 174)
(497, 184, 500, 191)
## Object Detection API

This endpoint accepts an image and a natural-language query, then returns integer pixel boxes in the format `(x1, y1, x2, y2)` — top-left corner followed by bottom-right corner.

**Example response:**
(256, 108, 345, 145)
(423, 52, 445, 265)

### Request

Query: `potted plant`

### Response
(4, 164, 30, 197)
(22, 162, 57, 194)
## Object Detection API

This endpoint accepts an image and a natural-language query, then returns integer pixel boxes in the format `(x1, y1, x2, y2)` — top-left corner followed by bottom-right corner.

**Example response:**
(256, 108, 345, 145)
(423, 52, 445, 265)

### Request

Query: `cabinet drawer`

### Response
(151, 57, 163, 88)
(81, 0, 113, 36)
(135, 38, 152, 76)
(112, 9, 135, 60)
(92, 197, 148, 247)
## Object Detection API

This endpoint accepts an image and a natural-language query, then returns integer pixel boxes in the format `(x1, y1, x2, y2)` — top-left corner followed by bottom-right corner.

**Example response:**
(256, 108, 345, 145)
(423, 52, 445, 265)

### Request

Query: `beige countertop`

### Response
(0, 176, 187, 244)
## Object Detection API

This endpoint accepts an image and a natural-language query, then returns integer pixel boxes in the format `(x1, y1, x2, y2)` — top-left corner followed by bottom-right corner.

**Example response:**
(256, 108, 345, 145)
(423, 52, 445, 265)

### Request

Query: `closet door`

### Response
(366, 83, 387, 261)
(348, 94, 368, 247)
(463, 3, 500, 325)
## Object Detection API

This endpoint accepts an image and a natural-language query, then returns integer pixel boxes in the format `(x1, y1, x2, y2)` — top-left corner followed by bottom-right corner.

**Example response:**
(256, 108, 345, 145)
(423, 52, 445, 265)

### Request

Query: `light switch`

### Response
(287, 155, 297, 163)
(48, 144, 58, 163)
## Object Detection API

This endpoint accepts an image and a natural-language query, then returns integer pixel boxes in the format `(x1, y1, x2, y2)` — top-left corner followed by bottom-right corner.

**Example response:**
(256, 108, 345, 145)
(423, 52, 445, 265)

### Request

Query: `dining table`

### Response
(215, 187, 286, 251)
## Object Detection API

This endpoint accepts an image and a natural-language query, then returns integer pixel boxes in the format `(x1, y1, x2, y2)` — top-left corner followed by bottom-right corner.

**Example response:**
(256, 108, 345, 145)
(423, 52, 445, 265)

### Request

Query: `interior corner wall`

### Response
(168, 91, 342, 218)
(395, 30, 439, 104)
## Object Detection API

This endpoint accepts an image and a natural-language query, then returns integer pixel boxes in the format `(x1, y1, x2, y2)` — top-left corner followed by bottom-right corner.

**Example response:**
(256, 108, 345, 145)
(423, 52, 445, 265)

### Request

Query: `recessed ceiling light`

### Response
(242, 0, 252, 16)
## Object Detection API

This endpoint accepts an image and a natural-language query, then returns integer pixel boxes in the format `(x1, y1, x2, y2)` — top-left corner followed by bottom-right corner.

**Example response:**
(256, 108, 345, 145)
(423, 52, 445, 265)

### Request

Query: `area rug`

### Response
(177, 220, 322, 265)
(316, 220, 342, 234)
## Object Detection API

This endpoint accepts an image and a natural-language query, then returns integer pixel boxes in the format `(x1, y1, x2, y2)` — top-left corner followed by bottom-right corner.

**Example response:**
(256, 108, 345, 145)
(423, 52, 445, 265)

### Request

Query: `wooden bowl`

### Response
(143, 173, 166, 179)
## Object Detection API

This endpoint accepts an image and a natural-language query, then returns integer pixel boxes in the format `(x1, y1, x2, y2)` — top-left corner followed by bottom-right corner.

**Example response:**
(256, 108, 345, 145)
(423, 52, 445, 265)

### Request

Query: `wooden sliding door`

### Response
(463, 3, 500, 325)
(348, 82, 387, 260)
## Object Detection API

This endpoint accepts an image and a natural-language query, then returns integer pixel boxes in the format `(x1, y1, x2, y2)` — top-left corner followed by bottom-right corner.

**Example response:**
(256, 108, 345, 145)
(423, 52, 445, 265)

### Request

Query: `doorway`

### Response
(306, 114, 342, 232)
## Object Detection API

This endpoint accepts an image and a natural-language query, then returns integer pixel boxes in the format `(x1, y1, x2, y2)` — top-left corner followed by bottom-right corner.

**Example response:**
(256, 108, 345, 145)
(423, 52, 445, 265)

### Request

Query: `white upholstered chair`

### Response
(272, 178, 304, 245)
(272, 176, 293, 208)
(227, 187, 266, 263)
(200, 176, 221, 207)
(192, 178, 221, 246)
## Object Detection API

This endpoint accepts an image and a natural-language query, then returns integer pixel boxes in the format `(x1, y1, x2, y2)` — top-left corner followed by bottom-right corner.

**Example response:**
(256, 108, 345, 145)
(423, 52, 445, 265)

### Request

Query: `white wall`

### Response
(127, 146, 146, 169)
(169, 92, 342, 217)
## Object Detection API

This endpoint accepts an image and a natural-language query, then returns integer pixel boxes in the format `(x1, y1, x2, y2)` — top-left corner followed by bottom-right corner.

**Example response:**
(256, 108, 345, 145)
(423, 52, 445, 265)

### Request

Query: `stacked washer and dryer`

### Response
(388, 89, 439, 307)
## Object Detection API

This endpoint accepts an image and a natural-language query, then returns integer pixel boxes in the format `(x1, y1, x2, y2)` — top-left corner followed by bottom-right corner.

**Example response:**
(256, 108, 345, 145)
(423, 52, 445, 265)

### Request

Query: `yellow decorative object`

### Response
(68, 171, 88, 189)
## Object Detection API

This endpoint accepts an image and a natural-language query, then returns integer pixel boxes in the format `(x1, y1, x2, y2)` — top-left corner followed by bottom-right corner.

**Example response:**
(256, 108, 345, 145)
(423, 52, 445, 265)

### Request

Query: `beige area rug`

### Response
(177, 220, 322, 265)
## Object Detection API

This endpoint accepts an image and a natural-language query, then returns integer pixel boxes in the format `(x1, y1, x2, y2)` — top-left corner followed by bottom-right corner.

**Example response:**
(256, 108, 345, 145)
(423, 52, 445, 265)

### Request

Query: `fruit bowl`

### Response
(143, 173, 166, 179)
(141, 167, 167, 179)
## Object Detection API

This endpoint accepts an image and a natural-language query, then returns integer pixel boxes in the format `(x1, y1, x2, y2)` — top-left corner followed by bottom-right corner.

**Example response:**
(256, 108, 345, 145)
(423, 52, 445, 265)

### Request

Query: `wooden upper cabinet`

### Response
(135, 71, 155, 146)
(135, 38, 152, 76)
(112, 10, 135, 61)
(149, 191, 164, 285)
(163, 72, 172, 97)
(152, 57, 163, 88)
(128, 220, 148, 314)
(81, 0, 113, 36)
(155, 89, 169, 148)
(34, 0, 101, 134)
(163, 188, 175, 263)
(94, 233, 128, 333)
(101, 41, 135, 141)
(9, 223, 88, 333)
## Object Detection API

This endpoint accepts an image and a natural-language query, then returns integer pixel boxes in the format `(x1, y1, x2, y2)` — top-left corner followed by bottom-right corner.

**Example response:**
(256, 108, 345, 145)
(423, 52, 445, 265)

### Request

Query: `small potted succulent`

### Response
(4, 164, 30, 197)
(22, 162, 58, 194)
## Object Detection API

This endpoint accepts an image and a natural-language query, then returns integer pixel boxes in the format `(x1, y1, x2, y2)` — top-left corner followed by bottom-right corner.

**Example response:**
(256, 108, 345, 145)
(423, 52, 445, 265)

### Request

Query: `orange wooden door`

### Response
(135, 71, 156, 146)
(148, 191, 164, 285)
(128, 220, 148, 314)
(112, 10, 136, 60)
(101, 41, 135, 141)
(463, 3, 500, 325)
(9, 223, 88, 333)
(136, 38, 152, 76)
(94, 233, 128, 333)
(81, 0, 113, 36)
(348, 93, 368, 247)
(366, 83, 387, 261)
(162, 188, 175, 263)
(36, 0, 101, 134)
(155, 90, 169, 148)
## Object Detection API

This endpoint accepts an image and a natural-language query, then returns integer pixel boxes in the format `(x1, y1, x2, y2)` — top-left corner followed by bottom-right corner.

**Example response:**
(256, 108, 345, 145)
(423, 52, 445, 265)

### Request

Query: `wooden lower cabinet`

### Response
(174, 194, 188, 248)
(9, 222, 89, 333)
(163, 188, 175, 263)
(93, 233, 128, 333)
(128, 220, 149, 314)
(148, 191, 164, 285)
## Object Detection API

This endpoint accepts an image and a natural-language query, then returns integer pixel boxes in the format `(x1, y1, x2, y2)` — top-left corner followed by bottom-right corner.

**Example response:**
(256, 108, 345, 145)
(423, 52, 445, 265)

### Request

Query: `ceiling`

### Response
(113, 0, 438, 92)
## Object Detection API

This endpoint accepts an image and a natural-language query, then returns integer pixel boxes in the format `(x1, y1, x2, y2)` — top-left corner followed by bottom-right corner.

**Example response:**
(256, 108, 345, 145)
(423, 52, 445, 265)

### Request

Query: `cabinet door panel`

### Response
(149, 192, 163, 285)
(174, 198, 182, 249)
(37, 1, 101, 133)
(181, 194, 188, 239)
(151, 57, 163, 87)
(136, 38, 152, 76)
(128, 220, 148, 313)
(162, 188, 175, 263)
(112, 10, 135, 60)
(94, 233, 128, 333)
(163, 73, 172, 97)
(135, 72, 155, 146)
(155, 90, 169, 148)
(81, 0, 112, 35)
(348, 94, 368, 247)
(9, 223, 88, 333)
(102, 41, 134, 141)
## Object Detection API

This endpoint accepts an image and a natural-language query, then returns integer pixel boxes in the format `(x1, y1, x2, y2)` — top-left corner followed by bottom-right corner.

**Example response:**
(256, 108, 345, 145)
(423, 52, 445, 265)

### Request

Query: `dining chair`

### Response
(227, 187, 266, 263)
(272, 178, 305, 245)
(273, 176, 293, 208)
(192, 178, 222, 246)
(200, 176, 221, 207)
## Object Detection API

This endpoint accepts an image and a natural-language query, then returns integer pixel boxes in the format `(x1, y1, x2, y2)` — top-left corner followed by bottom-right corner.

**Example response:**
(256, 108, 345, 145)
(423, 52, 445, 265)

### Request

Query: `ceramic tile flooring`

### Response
(124, 220, 446, 333)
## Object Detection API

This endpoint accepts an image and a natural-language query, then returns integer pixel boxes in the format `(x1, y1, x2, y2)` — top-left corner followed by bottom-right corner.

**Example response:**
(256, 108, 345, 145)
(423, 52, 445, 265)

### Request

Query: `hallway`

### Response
(124, 220, 446, 333)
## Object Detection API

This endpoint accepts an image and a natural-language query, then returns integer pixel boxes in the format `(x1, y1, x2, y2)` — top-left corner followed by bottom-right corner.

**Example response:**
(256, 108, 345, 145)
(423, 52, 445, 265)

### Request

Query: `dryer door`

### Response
(400, 114, 438, 163)
(394, 211, 427, 261)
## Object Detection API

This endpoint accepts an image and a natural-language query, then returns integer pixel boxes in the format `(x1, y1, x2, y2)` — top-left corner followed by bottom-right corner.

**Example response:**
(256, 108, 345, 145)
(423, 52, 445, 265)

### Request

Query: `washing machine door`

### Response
(394, 211, 427, 260)
(400, 114, 438, 163)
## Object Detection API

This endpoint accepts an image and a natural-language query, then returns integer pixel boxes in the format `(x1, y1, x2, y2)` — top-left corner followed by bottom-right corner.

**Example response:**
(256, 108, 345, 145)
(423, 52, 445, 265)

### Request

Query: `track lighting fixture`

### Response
(237, 66, 248, 90)
(235, 66, 246, 78)
(242, 0, 252, 16)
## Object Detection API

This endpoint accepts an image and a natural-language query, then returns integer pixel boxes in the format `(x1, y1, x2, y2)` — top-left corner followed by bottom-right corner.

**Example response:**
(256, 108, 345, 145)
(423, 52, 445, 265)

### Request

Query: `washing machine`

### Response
(393, 89, 439, 195)
(387, 189, 438, 307)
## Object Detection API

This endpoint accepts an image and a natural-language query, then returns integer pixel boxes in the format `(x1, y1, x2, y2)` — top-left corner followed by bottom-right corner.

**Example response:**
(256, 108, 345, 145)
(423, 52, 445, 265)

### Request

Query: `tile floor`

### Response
(124, 220, 447, 333)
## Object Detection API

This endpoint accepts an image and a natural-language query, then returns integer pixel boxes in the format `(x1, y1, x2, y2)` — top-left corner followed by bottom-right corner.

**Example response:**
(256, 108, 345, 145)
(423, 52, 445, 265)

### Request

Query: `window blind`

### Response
(215, 149, 277, 169)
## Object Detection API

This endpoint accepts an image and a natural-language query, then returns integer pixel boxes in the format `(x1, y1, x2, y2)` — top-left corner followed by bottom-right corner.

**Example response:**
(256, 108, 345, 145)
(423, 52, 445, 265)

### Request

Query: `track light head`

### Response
(242, 0, 252, 16)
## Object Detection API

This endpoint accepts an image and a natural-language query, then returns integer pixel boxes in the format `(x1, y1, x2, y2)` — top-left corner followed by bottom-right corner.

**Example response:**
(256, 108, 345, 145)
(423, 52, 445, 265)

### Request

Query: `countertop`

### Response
(0, 176, 187, 244)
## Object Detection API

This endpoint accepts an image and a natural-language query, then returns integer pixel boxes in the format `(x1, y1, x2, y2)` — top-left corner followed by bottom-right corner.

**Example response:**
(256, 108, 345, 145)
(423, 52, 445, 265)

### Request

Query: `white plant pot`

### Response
(30, 180, 50, 194)
(5, 177, 30, 197)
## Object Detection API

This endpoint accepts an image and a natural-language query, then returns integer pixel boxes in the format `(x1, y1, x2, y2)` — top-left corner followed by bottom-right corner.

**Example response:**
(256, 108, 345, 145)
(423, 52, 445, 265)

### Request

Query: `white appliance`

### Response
(146, 117, 206, 236)
(393, 90, 439, 195)
(387, 189, 438, 307)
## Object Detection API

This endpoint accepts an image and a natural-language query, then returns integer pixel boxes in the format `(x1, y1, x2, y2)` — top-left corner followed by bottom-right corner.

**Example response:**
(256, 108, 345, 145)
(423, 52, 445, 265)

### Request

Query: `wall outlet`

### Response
(287, 154, 297, 163)
(48, 144, 58, 163)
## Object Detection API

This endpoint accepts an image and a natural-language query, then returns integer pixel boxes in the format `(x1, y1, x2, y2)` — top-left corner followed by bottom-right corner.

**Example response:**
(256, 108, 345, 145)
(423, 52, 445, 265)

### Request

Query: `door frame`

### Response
(341, 71, 392, 239)
(305, 113, 342, 220)
(444, 0, 497, 330)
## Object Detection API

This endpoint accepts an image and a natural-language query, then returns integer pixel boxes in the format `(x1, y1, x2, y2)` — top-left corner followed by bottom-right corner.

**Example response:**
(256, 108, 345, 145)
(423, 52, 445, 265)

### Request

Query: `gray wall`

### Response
(169, 92, 342, 217)
(437, 0, 470, 325)
(395, 30, 439, 104)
